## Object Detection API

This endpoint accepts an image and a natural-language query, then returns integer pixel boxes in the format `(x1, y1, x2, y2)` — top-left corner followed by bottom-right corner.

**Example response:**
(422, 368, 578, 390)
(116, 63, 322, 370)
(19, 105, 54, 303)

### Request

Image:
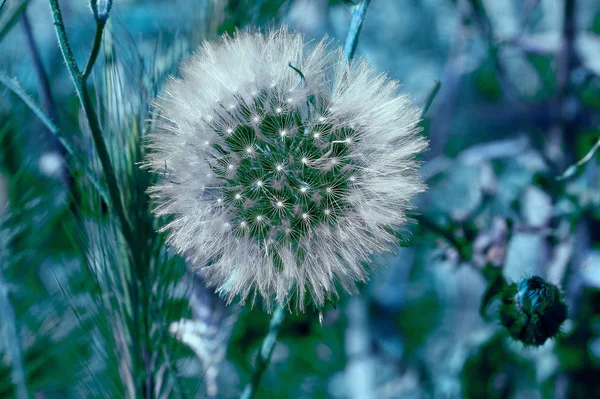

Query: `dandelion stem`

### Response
(343, 0, 371, 62)
(240, 305, 286, 399)
(0, 72, 109, 204)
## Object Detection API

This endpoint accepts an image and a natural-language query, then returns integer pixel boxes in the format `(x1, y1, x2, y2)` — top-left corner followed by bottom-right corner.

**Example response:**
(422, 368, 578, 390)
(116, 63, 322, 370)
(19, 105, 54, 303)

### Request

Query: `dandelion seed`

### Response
(146, 27, 427, 311)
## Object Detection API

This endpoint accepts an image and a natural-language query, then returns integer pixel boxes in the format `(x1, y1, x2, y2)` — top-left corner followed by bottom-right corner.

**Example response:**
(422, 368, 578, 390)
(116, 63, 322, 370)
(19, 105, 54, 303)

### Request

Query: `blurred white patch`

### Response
(39, 152, 63, 177)
(286, 0, 326, 35)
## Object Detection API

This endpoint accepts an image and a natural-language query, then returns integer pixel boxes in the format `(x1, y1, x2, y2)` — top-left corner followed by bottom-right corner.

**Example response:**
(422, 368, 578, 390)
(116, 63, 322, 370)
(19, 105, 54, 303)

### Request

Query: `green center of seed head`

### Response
(208, 90, 358, 252)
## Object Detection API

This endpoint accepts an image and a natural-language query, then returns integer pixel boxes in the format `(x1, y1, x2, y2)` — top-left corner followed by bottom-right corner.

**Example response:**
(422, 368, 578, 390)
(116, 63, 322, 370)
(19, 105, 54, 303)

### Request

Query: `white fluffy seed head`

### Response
(146, 27, 427, 312)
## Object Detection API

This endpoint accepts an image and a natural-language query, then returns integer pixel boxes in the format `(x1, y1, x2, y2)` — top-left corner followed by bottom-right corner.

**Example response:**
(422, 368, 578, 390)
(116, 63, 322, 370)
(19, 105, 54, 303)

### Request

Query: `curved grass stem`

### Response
(83, 20, 106, 80)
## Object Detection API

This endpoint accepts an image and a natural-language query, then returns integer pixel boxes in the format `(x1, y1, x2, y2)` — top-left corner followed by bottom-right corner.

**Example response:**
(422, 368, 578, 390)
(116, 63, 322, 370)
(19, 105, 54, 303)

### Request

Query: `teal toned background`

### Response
(1, 1, 599, 398)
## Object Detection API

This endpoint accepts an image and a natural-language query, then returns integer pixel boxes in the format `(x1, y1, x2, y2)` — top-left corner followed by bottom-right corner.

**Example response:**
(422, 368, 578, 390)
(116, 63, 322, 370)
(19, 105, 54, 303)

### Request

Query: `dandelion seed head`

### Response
(146, 27, 427, 311)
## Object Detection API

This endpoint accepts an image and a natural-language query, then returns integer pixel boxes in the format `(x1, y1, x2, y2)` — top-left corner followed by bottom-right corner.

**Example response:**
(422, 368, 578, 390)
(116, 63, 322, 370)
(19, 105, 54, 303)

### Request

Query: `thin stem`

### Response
(47, 0, 133, 245)
(22, 11, 59, 123)
(557, 136, 600, 180)
(420, 80, 441, 119)
(343, 0, 371, 62)
(0, 266, 29, 399)
(83, 20, 106, 80)
(240, 306, 286, 399)
(0, 72, 109, 204)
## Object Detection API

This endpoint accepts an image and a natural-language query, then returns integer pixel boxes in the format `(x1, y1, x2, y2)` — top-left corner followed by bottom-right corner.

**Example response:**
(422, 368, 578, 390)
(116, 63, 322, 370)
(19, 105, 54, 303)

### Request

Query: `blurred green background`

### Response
(1, 0, 600, 398)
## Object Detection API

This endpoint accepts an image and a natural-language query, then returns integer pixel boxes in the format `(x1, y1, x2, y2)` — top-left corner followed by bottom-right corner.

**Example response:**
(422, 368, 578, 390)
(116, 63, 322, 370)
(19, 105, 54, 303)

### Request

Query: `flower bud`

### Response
(499, 276, 567, 346)
(90, 0, 112, 22)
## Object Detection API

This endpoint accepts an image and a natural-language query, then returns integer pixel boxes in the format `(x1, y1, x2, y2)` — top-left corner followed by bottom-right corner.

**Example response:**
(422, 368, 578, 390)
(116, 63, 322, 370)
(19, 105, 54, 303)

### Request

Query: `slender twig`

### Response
(557, 136, 600, 180)
(0, 263, 29, 399)
(0, 0, 6, 15)
(0, 72, 109, 203)
(240, 306, 286, 399)
(343, 0, 371, 62)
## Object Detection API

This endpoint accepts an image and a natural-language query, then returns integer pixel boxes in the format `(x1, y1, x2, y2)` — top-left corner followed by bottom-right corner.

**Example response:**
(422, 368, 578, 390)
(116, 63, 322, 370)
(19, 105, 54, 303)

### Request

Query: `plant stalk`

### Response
(343, 0, 371, 62)
(47, 0, 131, 237)
(240, 305, 286, 399)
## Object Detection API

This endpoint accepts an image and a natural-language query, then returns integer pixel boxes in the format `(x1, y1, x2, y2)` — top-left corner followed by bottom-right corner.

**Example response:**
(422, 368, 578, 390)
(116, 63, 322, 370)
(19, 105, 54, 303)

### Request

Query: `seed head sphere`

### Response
(146, 28, 427, 311)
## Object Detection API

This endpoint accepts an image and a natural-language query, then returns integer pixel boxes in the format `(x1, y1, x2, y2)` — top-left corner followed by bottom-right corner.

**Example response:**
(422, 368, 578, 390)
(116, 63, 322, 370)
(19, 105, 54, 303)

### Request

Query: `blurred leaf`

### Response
(0, 0, 30, 43)
(461, 333, 535, 399)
